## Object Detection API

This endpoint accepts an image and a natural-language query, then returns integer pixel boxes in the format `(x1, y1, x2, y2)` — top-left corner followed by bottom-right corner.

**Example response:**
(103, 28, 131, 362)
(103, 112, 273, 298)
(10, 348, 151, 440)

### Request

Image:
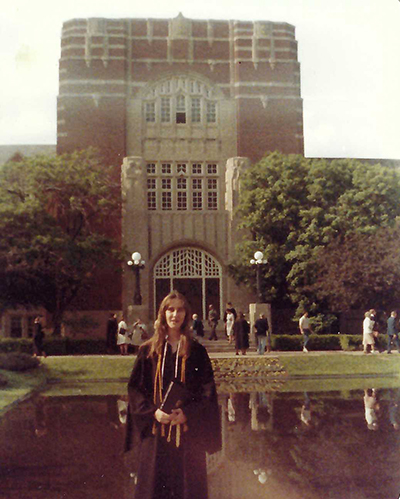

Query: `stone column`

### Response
(121, 157, 150, 325)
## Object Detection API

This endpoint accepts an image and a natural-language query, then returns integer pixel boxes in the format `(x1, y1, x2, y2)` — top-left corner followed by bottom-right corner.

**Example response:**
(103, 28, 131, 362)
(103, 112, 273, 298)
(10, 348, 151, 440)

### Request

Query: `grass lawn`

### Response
(278, 353, 400, 377)
(1, 353, 400, 416)
(0, 367, 47, 415)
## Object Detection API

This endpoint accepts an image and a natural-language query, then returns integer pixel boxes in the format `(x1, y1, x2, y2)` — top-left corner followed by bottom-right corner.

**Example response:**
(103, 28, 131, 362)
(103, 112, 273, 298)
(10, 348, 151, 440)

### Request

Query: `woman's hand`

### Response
(170, 408, 187, 426)
(154, 409, 173, 424)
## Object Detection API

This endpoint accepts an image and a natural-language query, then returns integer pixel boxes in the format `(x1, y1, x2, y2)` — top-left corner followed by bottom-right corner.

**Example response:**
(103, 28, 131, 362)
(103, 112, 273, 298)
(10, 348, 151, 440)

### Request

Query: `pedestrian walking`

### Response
(254, 313, 270, 354)
(299, 311, 312, 352)
(106, 313, 118, 353)
(33, 316, 46, 357)
(208, 304, 219, 341)
(386, 311, 400, 354)
(117, 316, 129, 355)
(363, 311, 376, 354)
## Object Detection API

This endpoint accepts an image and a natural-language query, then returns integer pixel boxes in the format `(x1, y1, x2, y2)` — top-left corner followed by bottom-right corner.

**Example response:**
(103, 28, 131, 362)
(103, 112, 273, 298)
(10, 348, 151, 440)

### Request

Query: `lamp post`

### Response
(250, 251, 268, 303)
(127, 252, 145, 305)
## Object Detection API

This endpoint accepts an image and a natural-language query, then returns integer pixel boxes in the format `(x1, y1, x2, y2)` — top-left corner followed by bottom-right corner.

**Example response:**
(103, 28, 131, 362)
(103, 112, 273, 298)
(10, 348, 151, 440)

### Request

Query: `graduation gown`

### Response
(125, 339, 221, 499)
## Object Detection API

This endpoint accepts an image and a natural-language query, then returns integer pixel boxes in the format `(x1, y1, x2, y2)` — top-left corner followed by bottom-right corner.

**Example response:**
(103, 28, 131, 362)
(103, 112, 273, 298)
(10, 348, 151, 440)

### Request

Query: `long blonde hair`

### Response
(145, 290, 192, 358)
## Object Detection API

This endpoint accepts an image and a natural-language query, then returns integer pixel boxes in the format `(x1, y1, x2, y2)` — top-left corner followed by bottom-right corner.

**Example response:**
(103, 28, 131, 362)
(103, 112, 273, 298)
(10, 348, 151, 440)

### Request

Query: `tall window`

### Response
(176, 95, 186, 124)
(161, 97, 171, 123)
(145, 102, 156, 122)
(191, 98, 201, 123)
(192, 178, 203, 210)
(177, 178, 187, 210)
(206, 102, 217, 123)
(147, 178, 157, 210)
(207, 178, 218, 210)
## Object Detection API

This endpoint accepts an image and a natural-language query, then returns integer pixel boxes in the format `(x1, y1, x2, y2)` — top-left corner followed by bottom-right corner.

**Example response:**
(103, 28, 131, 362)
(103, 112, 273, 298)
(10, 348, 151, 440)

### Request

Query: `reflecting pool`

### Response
(1, 386, 400, 498)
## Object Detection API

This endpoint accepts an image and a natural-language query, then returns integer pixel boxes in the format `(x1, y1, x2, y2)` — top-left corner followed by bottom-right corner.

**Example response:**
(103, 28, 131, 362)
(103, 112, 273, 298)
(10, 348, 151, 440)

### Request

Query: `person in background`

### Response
(234, 312, 250, 355)
(106, 313, 118, 354)
(386, 311, 400, 354)
(370, 308, 381, 352)
(254, 313, 270, 354)
(299, 311, 312, 353)
(225, 309, 235, 344)
(125, 290, 221, 499)
(130, 318, 148, 354)
(192, 314, 204, 339)
(363, 311, 376, 354)
(223, 302, 237, 338)
(33, 316, 46, 358)
(208, 304, 219, 341)
(117, 315, 129, 355)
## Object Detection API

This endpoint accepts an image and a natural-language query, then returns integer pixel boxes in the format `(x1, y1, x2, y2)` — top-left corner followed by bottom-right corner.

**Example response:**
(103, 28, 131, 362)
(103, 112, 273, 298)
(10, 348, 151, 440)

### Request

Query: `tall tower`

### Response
(57, 14, 303, 316)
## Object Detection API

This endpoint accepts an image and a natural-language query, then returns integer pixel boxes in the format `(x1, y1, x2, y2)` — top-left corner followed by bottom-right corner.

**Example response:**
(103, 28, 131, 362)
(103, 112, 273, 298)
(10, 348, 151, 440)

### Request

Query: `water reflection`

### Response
(1, 388, 400, 498)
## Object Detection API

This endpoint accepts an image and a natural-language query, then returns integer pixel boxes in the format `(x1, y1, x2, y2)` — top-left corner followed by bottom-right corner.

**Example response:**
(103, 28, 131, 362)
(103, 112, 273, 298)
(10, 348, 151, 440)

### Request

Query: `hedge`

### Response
(0, 334, 389, 355)
(0, 337, 109, 356)
(0, 352, 40, 371)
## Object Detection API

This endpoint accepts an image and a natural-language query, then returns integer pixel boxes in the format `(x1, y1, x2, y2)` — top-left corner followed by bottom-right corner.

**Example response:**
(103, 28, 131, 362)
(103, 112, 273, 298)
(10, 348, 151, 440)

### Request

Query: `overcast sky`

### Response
(1, 0, 399, 159)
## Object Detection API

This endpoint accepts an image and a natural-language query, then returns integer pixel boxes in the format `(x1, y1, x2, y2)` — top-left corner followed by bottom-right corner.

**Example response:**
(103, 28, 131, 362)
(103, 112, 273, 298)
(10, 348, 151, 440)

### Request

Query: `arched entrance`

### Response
(154, 247, 222, 320)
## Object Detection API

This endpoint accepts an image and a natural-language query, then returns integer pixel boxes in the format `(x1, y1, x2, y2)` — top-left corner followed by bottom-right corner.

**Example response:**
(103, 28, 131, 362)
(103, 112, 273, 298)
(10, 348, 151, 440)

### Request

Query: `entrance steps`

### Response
(197, 337, 255, 354)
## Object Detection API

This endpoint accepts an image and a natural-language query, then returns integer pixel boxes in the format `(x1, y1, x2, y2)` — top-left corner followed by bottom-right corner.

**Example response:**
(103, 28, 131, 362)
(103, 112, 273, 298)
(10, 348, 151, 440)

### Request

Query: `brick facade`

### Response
(57, 14, 304, 320)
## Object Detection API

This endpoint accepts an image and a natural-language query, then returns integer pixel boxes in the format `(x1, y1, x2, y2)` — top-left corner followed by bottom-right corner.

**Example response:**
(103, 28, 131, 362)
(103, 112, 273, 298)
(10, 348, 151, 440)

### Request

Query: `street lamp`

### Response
(250, 251, 267, 303)
(127, 252, 145, 305)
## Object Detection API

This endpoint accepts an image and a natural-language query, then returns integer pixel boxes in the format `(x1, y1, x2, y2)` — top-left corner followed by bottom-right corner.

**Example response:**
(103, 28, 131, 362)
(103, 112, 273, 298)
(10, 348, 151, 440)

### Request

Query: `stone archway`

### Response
(153, 247, 222, 321)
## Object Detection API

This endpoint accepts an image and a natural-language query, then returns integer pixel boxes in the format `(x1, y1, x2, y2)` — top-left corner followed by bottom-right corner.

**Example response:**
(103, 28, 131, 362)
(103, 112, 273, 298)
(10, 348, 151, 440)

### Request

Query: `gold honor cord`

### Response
(152, 340, 187, 447)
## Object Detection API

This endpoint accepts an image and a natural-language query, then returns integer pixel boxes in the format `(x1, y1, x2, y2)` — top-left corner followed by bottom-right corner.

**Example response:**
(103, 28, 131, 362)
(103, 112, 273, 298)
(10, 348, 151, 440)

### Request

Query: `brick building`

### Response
(57, 14, 304, 325)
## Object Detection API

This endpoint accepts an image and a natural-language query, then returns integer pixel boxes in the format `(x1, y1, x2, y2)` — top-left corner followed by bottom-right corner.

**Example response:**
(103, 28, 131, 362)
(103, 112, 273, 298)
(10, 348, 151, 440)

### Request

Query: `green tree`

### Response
(0, 149, 121, 334)
(305, 226, 400, 312)
(230, 152, 400, 318)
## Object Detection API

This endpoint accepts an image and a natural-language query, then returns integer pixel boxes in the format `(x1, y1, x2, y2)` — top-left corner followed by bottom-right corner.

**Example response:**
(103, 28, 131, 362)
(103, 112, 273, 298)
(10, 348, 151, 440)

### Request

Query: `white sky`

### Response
(1, 0, 399, 159)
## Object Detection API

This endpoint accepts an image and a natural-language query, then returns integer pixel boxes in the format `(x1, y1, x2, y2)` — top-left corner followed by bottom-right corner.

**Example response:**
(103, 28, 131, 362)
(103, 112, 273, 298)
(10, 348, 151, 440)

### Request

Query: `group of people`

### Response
(363, 308, 400, 354)
(106, 313, 148, 355)
(191, 302, 272, 356)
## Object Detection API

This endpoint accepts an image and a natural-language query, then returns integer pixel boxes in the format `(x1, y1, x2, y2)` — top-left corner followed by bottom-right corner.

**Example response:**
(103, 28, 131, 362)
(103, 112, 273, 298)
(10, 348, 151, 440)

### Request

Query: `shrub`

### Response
(0, 338, 33, 354)
(66, 338, 108, 355)
(43, 337, 68, 356)
(0, 352, 40, 371)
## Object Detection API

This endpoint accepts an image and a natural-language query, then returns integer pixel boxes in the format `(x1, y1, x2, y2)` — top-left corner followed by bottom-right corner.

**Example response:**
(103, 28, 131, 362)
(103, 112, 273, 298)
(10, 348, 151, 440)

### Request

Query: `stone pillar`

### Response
(224, 157, 257, 312)
(121, 157, 150, 325)
(249, 302, 272, 340)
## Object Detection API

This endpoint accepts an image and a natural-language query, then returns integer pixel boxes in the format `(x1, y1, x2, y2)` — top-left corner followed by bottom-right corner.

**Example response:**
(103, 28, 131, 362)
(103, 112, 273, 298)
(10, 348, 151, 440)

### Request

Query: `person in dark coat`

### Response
(33, 316, 46, 357)
(207, 304, 219, 340)
(234, 312, 250, 355)
(106, 313, 118, 353)
(125, 290, 221, 499)
(386, 311, 400, 354)
(254, 313, 270, 354)
(192, 314, 204, 338)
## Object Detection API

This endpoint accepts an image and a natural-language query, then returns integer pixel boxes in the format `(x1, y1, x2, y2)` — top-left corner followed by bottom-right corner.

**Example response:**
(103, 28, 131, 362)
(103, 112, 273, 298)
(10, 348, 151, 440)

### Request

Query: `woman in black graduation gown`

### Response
(125, 290, 221, 499)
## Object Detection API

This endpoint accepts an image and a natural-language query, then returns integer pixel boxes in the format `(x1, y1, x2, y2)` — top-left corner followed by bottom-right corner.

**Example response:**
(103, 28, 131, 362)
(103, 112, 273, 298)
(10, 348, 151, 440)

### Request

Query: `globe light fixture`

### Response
(127, 251, 145, 305)
(250, 250, 268, 303)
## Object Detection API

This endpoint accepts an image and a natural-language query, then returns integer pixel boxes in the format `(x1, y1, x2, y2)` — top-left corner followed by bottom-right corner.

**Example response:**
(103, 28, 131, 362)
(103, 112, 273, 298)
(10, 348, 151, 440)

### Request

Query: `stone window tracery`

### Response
(143, 76, 218, 125)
